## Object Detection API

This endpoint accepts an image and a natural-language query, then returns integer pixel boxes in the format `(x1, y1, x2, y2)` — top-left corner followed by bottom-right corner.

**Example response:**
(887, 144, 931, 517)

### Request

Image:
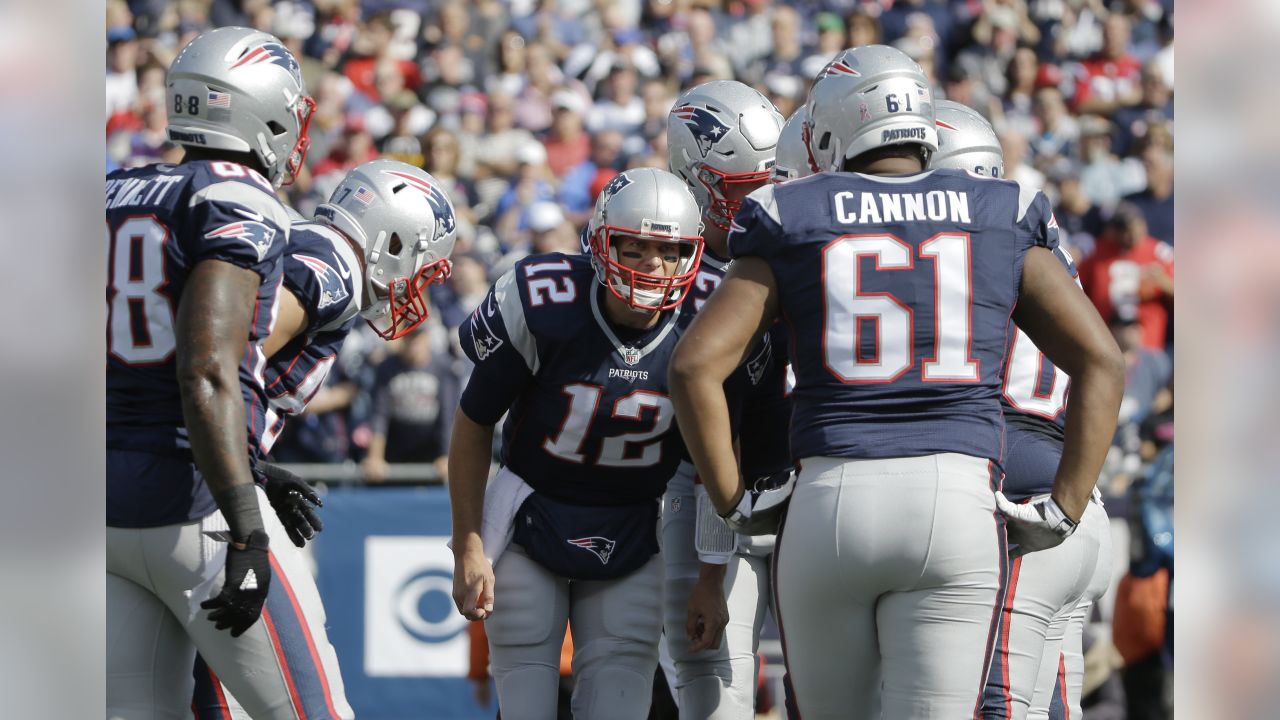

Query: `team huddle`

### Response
(106, 26, 1124, 720)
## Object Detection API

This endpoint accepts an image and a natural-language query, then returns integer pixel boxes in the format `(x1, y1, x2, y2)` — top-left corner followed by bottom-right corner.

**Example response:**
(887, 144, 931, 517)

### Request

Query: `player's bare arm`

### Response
(262, 288, 312, 357)
(1013, 245, 1126, 521)
(448, 405, 496, 621)
(669, 256, 780, 516)
(175, 258, 263, 522)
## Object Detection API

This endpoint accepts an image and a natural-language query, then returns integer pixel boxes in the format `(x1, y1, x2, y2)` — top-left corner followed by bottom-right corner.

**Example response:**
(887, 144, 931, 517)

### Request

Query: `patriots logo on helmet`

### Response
(601, 172, 633, 201)
(295, 254, 350, 310)
(384, 170, 458, 239)
(673, 105, 732, 158)
(230, 42, 302, 86)
(567, 536, 617, 565)
(469, 310, 504, 361)
(205, 219, 277, 262)
(819, 60, 861, 79)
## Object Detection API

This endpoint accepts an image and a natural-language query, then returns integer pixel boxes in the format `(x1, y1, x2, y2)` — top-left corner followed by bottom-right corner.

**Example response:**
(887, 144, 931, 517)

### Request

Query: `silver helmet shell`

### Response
(772, 106, 815, 183)
(930, 100, 1004, 178)
(166, 27, 315, 187)
(587, 168, 705, 312)
(315, 160, 458, 340)
(805, 45, 937, 173)
(667, 81, 784, 229)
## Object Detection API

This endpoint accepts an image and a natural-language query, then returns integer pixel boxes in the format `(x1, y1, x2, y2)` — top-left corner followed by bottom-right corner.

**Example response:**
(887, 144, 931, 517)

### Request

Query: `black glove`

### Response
(200, 528, 271, 637)
(259, 461, 324, 548)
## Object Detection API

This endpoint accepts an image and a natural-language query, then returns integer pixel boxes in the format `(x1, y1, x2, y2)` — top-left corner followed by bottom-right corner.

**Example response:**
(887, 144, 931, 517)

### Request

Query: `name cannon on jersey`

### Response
(833, 189, 972, 225)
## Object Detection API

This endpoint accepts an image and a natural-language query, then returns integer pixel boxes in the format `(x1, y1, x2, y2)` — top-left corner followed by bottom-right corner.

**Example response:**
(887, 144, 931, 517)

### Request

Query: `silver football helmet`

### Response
(772, 106, 814, 183)
(930, 100, 1004, 178)
(667, 81, 784, 230)
(805, 45, 937, 173)
(315, 160, 457, 340)
(166, 27, 315, 187)
(587, 168, 705, 312)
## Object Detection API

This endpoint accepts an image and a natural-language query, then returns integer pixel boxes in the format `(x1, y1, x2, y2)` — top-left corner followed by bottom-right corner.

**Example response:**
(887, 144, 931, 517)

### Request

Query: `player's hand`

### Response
(200, 529, 272, 637)
(259, 461, 324, 548)
(686, 569, 729, 653)
(452, 545, 495, 621)
(995, 491, 1078, 559)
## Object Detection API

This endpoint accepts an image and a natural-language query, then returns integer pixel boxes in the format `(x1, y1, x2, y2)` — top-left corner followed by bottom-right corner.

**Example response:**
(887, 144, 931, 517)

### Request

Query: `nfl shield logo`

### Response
(620, 346, 641, 366)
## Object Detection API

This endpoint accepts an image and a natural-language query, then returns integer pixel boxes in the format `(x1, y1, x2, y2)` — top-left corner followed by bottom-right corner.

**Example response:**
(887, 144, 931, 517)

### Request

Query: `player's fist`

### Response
(259, 461, 324, 548)
(452, 545, 495, 621)
(995, 491, 1078, 559)
(201, 529, 272, 637)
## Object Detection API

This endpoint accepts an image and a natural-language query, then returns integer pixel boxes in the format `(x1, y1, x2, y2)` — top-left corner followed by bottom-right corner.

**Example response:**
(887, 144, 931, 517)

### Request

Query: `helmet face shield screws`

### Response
(165, 27, 315, 187)
(587, 169, 705, 312)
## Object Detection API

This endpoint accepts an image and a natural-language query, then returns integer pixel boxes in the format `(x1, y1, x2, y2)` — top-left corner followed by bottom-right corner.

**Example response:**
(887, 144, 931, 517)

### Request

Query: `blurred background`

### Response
(98, 0, 1178, 717)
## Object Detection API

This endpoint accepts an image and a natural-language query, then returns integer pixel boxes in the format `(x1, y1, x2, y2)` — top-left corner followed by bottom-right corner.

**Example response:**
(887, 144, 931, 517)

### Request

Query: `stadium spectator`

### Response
(543, 89, 593, 178)
(1078, 115, 1146, 209)
(559, 128, 625, 225)
(1111, 61, 1174, 157)
(1123, 146, 1175, 245)
(1072, 13, 1143, 114)
(361, 328, 460, 483)
(1078, 202, 1175, 351)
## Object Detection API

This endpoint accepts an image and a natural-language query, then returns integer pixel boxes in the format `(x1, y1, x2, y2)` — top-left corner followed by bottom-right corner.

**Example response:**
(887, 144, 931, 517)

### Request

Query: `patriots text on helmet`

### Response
(832, 190, 971, 225)
(881, 127, 929, 143)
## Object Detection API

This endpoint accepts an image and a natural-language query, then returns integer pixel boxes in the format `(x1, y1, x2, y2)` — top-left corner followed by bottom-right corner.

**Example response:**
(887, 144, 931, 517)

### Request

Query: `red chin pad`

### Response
(283, 95, 317, 186)
(592, 227, 704, 312)
(366, 257, 453, 340)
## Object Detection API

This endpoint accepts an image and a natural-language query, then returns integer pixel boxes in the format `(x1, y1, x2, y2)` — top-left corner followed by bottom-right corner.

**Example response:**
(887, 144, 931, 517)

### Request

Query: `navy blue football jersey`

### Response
(106, 160, 291, 527)
(459, 253, 694, 506)
(999, 245, 1079, 499)
(678, 249, 794, 476)
(260, 221, 364, 453)
(729, 168, 1060, 466)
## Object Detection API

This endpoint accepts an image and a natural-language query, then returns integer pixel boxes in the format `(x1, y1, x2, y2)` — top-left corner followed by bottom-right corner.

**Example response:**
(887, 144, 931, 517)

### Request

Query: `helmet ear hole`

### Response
(818, 132, 832, 151)
(388, 233, 403, 257)
(267, 120, 287, 136)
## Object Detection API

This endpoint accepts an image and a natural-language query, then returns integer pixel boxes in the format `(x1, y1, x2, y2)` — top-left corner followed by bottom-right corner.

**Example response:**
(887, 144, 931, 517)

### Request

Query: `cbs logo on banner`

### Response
(364, 535, 470, 677)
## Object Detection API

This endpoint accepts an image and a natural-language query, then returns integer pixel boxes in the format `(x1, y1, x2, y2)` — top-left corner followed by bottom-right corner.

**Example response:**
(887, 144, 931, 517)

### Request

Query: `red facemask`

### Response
(590, 227, 703, 312)
(283, 95, 317, 186)
(366, 257, 453, 340)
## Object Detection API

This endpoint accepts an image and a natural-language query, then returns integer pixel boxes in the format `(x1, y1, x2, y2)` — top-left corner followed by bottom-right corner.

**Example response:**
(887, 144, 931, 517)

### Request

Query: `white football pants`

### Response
(486, 543, 663, 720)
(106, 484, 352, 720)
(661, 462, 771, 719)
(774, 453, 1005, 720)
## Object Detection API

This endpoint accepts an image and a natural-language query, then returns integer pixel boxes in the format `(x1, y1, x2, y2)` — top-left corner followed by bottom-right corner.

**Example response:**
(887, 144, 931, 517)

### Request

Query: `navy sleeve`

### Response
(737, 330, 793, 477)
(184, 172, 291, 280)
(283, 249, 359, 331)
(1014, 189, 1062, 252)
(458, 275, 536, 425)
(727, 184, 784, 261)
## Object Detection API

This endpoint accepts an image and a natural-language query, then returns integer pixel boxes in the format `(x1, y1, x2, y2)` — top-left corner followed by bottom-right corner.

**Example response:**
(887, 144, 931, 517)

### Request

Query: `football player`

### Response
(448, 168, 704, 720)
(669, 46, 1125, 719)
(190, 159, 458, 719)
(929, 100, 1113, 720)
(771, 105, 813, 184)
(662, 80, 791, 719)
(105, 27, 356, 720)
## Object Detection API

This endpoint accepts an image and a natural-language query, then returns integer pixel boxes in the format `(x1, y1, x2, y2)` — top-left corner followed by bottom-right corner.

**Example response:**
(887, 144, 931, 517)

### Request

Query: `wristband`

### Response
(214, 484, 266, 542)
(1044, 497, 1078, 539)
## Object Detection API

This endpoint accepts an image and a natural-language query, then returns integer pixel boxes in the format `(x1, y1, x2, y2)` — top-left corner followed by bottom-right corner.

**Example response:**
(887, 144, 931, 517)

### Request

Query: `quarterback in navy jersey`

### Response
(449, 168, 705, 720)
(928, 100, 1114, 720)
(670, 46, 1124, 719)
